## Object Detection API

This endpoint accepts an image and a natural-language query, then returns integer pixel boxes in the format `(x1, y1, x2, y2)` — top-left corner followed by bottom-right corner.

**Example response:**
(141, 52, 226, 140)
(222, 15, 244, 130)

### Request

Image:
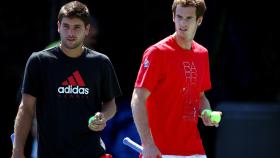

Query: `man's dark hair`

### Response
(58, 1, 91, 26)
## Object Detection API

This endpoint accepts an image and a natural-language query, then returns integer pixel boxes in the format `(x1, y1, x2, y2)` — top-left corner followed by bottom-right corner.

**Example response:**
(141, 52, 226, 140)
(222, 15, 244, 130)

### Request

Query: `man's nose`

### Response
(68, 29, 75, 36)
(180, 19, 188, 26)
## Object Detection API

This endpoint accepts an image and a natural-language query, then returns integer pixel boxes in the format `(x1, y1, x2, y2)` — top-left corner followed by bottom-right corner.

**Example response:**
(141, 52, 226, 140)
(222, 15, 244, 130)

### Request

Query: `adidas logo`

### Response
(57, 70, 89, 95)
(58, 85, 89, 95)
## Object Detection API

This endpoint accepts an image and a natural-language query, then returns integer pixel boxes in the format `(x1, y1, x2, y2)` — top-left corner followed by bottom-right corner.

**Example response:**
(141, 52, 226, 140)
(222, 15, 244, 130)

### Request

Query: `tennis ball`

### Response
(88, 116, 95, 125)
(201, 109, 212, 117)
(210, 111, 221, 123)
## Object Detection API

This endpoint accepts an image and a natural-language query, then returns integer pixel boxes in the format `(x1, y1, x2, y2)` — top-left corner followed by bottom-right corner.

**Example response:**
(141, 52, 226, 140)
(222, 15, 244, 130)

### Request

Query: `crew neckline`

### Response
(57, 46, 87, 60)
(171, 35, 194, 52)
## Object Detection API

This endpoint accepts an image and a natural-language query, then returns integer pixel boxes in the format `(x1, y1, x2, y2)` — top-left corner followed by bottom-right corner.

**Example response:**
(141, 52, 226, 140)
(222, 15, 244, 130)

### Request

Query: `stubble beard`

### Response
(62, 39, 83, 50)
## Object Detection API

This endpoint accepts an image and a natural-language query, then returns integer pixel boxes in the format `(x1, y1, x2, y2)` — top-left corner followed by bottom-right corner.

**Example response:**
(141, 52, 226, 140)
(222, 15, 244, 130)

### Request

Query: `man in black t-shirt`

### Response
(11, 1, 121, 158)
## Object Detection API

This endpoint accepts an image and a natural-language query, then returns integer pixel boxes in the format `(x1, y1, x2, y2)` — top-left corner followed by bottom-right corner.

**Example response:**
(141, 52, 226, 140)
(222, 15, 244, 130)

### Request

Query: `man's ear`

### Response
(197, 17, 203, 26)
(85, 24, 90, 35)
(57, 21, 60, 33)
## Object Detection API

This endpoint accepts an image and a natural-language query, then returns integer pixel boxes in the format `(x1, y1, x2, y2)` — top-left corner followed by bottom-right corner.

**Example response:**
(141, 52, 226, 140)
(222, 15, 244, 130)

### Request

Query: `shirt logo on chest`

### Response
(57, 70, 90, 97)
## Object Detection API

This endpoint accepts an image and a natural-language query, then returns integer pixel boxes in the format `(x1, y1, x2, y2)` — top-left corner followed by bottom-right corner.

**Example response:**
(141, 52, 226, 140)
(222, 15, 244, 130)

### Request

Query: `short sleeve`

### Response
(135, 46, 164, 92)
(21, 53, 41, 97)
(101, 57, 122, 102)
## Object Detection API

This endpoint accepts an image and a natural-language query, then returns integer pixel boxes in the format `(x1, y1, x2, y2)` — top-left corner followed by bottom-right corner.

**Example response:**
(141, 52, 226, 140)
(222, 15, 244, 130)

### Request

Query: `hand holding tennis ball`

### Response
(88, 112, 106, 131)
(201, 109, 222, 126)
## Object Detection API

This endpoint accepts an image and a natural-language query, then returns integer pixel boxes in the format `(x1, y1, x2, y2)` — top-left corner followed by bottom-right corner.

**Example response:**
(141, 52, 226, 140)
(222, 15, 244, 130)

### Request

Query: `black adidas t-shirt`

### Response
(22, 47, 122, 158)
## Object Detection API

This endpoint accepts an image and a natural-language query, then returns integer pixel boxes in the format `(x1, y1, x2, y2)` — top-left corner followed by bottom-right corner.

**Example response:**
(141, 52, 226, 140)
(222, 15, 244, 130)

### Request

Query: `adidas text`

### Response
(58, 85, 89, 95)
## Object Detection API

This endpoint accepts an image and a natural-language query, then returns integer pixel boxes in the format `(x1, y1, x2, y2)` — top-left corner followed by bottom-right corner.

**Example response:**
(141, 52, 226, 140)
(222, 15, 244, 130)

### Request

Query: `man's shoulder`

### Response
(24, 47, 58, 68)
(144, 36, 174, 55)
(152, 35, 173, 49)
(85, 48, 110, 61)
(31, 46, 59, 59)
(192, 40, 208, 53)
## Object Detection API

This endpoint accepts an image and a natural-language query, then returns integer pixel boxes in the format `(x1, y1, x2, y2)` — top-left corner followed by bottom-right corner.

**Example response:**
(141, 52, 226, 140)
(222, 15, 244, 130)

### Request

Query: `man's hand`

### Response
(142, 143, 162, 158)
(88, 112, 106, 131)
(201, 110, 222, 127)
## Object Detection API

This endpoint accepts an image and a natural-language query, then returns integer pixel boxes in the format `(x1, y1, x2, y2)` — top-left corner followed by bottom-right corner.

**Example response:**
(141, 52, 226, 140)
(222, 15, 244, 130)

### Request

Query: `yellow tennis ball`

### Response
(210, 111, 221, 123)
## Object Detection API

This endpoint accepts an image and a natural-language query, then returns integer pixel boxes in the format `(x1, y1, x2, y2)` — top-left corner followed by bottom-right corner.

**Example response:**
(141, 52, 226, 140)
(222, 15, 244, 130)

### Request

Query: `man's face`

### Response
(173, 5, 202, 41)
(58, 17, 90, 49)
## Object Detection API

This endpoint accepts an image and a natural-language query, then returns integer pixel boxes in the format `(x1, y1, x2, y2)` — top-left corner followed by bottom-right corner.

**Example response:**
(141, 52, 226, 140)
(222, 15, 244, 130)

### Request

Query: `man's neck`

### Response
(173, 33, 192, 50)
(60, 44, 84, 58)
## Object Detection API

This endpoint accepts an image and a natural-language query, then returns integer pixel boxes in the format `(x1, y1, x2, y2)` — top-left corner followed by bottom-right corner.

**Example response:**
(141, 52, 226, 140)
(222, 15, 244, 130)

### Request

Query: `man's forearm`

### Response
(199, 92, 211, 113)
(13, 105, 34, 153)
(131, 96, 154, 146)
(101, 99, 117, 121)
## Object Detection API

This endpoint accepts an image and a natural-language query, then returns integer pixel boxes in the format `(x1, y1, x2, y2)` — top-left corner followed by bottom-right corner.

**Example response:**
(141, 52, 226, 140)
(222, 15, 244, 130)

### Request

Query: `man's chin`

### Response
(63, 43, 80, 49)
